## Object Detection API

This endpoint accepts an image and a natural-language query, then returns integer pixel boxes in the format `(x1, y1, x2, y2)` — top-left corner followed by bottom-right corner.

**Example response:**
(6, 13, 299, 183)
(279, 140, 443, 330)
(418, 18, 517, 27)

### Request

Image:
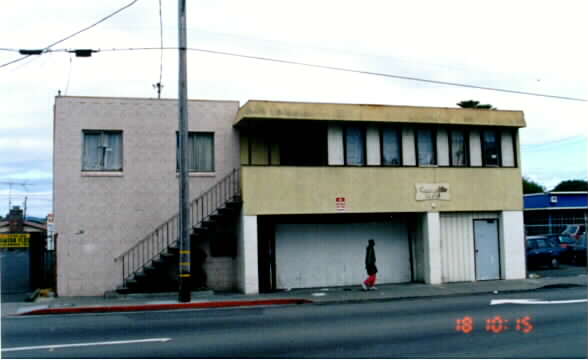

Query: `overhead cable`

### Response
(97, 46, 587, 102)
(0, 0, 140, 69)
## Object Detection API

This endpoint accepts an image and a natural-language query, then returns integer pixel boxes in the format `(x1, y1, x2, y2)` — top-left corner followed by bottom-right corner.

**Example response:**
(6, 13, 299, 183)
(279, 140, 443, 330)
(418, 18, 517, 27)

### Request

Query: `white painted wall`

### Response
(274, 222, 410, 289)
(469, 130, 482, 166)
(366, 126, 381, 165)
(437, 129, 450, 166)
(499, 211, 526, 280)
(238, 215, 259, 294)
(402, 128, 416, 166)
(327, 125, 344, 165)
(54, 96, 240, 296)
(422, 212, 442, 284)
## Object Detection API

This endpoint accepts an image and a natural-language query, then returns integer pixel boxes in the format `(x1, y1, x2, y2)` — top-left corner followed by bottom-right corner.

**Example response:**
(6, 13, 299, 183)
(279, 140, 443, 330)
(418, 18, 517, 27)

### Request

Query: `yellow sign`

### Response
(0, 233, 31, 248)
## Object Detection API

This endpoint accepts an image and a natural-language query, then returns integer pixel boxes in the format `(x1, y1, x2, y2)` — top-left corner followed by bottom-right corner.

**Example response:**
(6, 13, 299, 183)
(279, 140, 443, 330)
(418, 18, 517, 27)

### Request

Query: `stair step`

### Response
(217, 207, 237, 216)
(116, 286, 132, 294)
(201, 220, 216, 228)
(192, 226, 209, 235)
(209, 213, 225, 221)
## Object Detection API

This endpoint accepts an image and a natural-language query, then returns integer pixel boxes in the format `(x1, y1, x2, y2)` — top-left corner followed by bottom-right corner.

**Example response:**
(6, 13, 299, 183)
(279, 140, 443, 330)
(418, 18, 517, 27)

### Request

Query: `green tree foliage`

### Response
(551, 179, 588, 192)
(457, 100, 496, 110)
(523, 177, 545, 194)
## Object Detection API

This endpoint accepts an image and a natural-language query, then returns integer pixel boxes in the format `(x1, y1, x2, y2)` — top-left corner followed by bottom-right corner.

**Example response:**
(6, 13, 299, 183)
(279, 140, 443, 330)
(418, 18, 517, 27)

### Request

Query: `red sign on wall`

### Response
(336, 197, 345, 211)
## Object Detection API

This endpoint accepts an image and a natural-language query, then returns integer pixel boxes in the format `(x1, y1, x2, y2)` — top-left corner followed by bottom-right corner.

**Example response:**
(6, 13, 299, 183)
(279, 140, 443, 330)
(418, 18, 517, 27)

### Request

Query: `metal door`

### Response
(474, 219, 500, 280)
(1, 249, 31, 293)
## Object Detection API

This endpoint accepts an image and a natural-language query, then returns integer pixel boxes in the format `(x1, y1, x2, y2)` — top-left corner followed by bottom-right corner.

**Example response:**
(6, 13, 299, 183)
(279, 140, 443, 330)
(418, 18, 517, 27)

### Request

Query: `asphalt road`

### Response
(2, 287, 586, 359)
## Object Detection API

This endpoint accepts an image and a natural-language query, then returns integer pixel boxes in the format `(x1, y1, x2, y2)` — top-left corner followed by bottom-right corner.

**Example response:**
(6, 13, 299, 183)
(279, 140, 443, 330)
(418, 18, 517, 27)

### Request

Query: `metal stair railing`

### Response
(114, 168, 241, 287)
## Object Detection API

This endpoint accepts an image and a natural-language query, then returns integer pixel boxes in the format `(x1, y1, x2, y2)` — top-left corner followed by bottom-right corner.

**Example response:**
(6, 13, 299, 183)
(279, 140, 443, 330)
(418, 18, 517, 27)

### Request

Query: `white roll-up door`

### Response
(275, 221, 410, 289)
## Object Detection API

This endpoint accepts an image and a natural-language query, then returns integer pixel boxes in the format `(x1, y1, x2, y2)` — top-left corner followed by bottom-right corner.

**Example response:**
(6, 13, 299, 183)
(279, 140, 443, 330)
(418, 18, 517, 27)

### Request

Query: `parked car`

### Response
(546, 234, 576, 263)
(561, 224, 586, 240)
(526, 236, 564, 269)
(570, 235, 587, 266)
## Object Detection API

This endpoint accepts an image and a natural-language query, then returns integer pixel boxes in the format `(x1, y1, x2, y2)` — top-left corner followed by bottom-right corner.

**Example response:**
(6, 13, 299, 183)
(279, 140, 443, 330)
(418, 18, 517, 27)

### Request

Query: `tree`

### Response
(457, 100, 496, 110)
(551, 179, 588, 192)
(523, 177, 545, 194)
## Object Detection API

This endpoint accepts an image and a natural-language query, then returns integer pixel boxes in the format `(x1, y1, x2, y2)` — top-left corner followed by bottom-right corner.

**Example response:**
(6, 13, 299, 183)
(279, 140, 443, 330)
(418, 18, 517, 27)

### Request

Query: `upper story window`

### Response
(345, 126, 366, 166)
(450, 129, 468, 166)
(482, 130, 500, 166)
(381, 127, 401, 166)
(416, 128, 436, 166)
(177, 132, 215, 172)
(82, 130, 123, 171)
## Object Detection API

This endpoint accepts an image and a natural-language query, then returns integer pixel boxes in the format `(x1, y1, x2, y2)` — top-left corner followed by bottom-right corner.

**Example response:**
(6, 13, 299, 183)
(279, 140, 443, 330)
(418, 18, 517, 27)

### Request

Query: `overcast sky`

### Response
(1, 0, 587, 217)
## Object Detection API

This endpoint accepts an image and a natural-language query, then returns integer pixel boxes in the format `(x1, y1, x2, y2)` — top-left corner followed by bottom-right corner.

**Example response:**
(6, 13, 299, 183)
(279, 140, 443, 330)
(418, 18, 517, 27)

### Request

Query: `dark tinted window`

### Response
(416, 128, 436, 165)
(536, 239, 549, 248)
(382, 127, 401, 165)
(482, 130, 500, 166)
(545, 239, 559, 248)
(345, 126, 365, 166)
(450, 130, 467, 166)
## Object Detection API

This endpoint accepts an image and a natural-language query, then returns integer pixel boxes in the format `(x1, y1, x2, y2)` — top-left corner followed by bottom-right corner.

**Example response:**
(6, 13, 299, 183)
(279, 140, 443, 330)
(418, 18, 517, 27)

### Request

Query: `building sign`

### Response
(0, 233, 31, 248)
(336, 197, 346, 211)
(416, 184, 450, 201)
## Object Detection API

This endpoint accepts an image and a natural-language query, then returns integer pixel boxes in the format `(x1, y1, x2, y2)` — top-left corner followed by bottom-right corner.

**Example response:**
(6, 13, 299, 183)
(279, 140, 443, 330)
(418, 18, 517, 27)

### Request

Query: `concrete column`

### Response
(239, 215, 259, 294)
(500, 211, 526, 280)
(423, 212, 442, 284)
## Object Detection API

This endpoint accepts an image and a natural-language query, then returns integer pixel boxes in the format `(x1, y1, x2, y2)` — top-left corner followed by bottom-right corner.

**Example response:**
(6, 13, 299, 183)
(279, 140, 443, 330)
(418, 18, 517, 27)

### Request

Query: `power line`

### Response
(5, 44, 586, 102)
(98, 46, 587, 102)
(0, 0, 140, 69)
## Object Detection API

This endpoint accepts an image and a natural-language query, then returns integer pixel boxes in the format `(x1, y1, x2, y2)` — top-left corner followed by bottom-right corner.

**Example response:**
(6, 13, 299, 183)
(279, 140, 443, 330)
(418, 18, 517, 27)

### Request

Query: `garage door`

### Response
(275, 221, 410, 289)
(1, 249, 31, 294)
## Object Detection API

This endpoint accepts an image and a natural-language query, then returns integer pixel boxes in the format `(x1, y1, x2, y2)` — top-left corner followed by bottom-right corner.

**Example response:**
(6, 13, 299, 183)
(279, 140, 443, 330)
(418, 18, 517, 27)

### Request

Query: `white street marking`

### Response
(2, 338, 171, 352)
(490, 299, 587, 305)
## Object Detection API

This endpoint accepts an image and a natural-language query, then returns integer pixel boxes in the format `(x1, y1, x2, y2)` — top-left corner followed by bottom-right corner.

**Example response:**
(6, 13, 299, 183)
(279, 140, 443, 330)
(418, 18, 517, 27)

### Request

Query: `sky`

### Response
(1, 0, 587, 218)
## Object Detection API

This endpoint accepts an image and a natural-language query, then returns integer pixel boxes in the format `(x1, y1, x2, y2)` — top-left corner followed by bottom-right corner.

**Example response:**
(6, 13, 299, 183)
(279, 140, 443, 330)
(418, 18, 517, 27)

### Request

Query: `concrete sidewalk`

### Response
(3, 272, 586, 317)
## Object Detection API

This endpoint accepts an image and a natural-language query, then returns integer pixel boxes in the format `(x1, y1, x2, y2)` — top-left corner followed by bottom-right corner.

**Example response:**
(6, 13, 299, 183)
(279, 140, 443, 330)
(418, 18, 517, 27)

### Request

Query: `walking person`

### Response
(362, 239, 378, 291)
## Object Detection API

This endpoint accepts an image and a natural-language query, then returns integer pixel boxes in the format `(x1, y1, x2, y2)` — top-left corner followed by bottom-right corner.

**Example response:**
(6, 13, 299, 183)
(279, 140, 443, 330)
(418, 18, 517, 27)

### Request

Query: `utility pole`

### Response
(177, 0, 191, 303)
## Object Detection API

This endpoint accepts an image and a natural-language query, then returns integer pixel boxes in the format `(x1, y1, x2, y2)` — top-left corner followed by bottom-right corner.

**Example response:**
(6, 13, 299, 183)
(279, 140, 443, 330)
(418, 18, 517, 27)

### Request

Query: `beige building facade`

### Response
(54, 97, 527, 296)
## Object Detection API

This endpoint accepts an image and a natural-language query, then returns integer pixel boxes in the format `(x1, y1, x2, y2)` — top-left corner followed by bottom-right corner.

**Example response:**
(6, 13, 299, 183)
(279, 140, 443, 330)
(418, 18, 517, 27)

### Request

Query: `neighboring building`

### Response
(54, 96, 527, 296)
(0, 206, 47, 294)
(524, 192, 588, 235)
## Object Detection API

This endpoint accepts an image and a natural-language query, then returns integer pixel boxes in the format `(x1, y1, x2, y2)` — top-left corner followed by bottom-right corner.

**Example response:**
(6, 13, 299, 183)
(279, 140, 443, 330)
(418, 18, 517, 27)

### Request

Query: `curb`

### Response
(308, 283, 587, 306)
(17, 298, 313, 316)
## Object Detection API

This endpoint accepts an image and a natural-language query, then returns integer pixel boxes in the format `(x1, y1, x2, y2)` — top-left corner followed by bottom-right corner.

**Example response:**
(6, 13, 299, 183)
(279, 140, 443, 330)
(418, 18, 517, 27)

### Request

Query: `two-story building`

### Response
(53, 96, 526, 296)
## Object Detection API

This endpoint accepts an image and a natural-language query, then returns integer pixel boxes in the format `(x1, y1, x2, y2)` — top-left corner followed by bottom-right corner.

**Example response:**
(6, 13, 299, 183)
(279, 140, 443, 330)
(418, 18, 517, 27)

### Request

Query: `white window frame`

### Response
(82, 130, 123, 171)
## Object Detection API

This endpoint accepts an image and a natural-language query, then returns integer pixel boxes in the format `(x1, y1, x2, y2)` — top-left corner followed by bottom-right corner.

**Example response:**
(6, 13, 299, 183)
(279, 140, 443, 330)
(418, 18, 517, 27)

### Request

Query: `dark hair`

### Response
(368, 239, 375, 245)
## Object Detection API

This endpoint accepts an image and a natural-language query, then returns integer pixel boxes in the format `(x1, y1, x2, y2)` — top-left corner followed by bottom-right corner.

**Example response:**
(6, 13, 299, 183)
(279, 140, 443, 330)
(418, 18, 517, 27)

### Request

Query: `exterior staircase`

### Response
(114, 169, 241, 293)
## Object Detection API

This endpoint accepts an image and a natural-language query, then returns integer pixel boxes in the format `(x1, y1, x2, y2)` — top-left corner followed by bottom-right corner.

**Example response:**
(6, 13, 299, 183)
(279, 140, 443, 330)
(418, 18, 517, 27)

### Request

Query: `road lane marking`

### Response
(1, 338, 171, 352)
(490, 299, 587, 305)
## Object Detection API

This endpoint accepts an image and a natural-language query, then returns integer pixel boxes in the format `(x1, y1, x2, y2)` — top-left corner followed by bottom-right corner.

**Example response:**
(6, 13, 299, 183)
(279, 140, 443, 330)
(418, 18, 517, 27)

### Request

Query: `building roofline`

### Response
(55, 95, 240, 104)
(240, 99, 525, 113)
(235, 99, 526, 128)
(524, 191, 587, 197)
(525, 207, 588, 211)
